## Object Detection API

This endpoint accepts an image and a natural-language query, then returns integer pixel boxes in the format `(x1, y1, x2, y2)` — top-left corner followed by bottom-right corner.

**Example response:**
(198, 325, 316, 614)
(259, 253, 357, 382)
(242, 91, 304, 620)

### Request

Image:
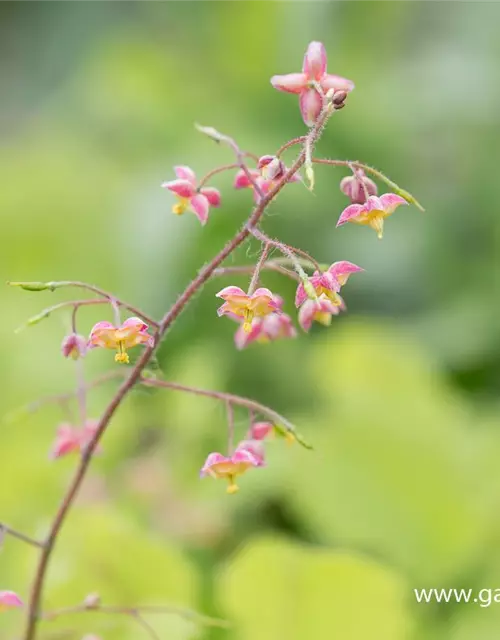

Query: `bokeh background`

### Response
(2, 1, 500, 639)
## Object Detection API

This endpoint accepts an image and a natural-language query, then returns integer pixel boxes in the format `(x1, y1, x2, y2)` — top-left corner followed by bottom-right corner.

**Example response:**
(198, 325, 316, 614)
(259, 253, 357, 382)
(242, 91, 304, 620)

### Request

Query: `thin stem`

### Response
(226, 401, 235, 455)
(24, 109, 330, 640)
(213, 263, 301, 283)
(247, 242, 271, 295)
(197, 163, 240, 188)
(132, 612, 162, 640)
(75, 359, 86, 428)
(15, 299, 108, 334)
(249, 228, 316, 282)
(311, 158, 425, 211)
(42, 603, 229, 629)
(10, 281, 159, 328)
(0, 523, 44, 549)
(140, 378, 310, 448)
(276, 136, 307, 158)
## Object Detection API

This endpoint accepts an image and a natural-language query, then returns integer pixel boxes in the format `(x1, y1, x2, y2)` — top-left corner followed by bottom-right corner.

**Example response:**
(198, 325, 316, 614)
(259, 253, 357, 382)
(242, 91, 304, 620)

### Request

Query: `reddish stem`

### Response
(23, 105, 332, 640)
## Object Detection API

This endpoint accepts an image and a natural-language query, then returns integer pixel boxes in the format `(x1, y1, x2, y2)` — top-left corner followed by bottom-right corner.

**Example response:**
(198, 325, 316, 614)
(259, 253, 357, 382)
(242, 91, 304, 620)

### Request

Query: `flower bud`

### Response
(332, 90, 347, 108)
(61, 333, 87, 360)
(340, 169, 378, 205)
(257, 155, 285, 181)
(83, 593, 101, 609)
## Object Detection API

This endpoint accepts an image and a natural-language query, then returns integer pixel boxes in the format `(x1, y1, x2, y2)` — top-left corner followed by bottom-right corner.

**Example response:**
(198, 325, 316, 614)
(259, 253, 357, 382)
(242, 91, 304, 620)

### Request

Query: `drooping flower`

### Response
(294, 261, 363, 308)
(298, 294, 345, 332)
(200, 450, 260, 494)
(88, 317, 154, 364)
(161, 166, 221, 226)
(340, 169, 378, 205)
(336, 193, 408, 239)
(270, 41, 355, 126)
(216, 286, 281, 333)
(50, 420, 100, 459)
(234, 312, 297, 350)
(0, 591, 23, 612)
(61, 333, 87, 360)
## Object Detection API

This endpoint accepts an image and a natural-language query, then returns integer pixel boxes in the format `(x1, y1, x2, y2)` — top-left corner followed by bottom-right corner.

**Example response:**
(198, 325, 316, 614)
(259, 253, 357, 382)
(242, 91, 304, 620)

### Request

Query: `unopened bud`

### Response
(61, 333, 87, 360)
(257, 155, 285, 181)
(83, 592, 101, 609)
(340, 169, 378, 205)
(8, 281, 56, 292)
(332, 90, 347, 107)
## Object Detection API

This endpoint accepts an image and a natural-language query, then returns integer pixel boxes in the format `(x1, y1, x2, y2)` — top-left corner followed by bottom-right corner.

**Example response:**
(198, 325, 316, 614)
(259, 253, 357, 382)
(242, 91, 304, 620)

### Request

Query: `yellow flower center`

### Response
(243, 308, 254, 333)
(114, 341, 129, 364)
(369, 214, 385, 239)
(172, 197, 189, 216)
(227, 476, 239, 494)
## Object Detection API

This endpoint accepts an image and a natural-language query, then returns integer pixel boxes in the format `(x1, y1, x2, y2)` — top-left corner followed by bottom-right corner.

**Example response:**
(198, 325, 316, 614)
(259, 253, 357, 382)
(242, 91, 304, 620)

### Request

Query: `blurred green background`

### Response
(2, 1, 500, 639)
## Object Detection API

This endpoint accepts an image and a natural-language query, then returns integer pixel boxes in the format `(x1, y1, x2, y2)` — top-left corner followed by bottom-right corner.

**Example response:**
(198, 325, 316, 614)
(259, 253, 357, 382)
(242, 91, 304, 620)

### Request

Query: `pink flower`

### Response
(234, 312, 297, 350)
(161, 166, 221, 226)
(50, 420, 100, 459)
(61, 333, 87, 360)
(249, 421, 296, 445)
(336, 193, 408, 239)
(340, 169, 378, 205)
(235, 439, 266, 466)
(0, 591, 23, 611)
(88, 317, 154, 364)
(234, 163, 300, 202)
(216, 286, 281, 333)
(271, 41, 355, 126)
(295, 261, 363, 308)
(250, 422, 274, 441)
(200, 450, 260, 494)
(298, 294, 345, 332)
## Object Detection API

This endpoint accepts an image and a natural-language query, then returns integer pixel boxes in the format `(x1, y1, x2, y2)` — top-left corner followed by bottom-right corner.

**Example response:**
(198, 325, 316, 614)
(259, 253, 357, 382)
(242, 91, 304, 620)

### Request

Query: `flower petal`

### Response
(190, 194, 210, 225)
(379, 193, 408, 214)
(200, 452, 228, 477)
(200, 187, 221, 207)
(336, 203, 364, 227)
(302, 41, 327, 81)
(174, 165, 197, 185)
(270, 72, 308, 94)
(299, 88, 323, 127)
(161, 179, 196, 199)
(320, 74, 355, 93)
(216, 286, 247, 300)
(328, 261, 364, 285)
(234, 320, 263, 350)
(0, 591, 23, 610)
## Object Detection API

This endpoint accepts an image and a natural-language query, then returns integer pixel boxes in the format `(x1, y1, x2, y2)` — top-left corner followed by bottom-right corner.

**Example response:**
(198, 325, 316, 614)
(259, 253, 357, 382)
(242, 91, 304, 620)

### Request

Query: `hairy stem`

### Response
(23, 106, 332, 639)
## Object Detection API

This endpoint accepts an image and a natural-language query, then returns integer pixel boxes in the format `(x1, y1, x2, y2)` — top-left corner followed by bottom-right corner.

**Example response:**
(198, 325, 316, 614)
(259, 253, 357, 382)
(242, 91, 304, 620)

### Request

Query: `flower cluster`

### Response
(200, 421, 289, 494)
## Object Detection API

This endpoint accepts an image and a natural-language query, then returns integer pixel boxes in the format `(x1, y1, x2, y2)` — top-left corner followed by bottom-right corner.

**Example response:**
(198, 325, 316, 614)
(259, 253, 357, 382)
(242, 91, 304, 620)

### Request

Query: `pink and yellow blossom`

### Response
(340, 169, 378, 205)
(336, 193, 408, 239)
(216, 286, 281, 333)
(271, 41, 355, 126)
(234, 312, 297, 350)
(162, 166, 221, 226)
(88, 317, 153, 364)
(295, 261, 363, 308)
(200, 450, 260, 494)
(0, 591, 23, 612)
(298, 294, 345, 332)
